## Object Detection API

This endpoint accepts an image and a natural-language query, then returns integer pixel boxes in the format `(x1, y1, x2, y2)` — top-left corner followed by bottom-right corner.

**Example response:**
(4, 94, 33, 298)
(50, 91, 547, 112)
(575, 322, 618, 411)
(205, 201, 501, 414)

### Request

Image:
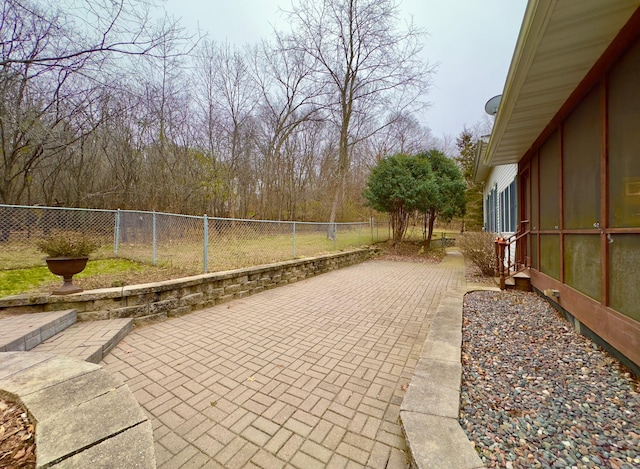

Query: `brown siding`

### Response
(519, 19, 640, 368)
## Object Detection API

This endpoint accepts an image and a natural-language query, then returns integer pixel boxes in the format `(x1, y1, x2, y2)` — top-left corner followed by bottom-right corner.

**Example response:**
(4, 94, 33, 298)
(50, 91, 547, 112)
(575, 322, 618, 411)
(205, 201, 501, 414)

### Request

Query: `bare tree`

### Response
(193, 40, 260, 217)
(191, 40, 230, 216)
(282, 0, 433, 234)
(82, 92, 145, 208)
(0, 0, 182, 68)
(249, 37, 325, 219)
(0, 0, 438, 224)
(368, 111, 435, 159)
(0, 0, 189, 204)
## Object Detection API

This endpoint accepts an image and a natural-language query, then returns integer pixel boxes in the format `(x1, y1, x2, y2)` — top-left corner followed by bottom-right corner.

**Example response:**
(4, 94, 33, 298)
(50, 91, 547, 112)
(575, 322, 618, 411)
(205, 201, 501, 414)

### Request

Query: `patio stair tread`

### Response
(0, 310, 76, 352)
(32, 318, 133, 364)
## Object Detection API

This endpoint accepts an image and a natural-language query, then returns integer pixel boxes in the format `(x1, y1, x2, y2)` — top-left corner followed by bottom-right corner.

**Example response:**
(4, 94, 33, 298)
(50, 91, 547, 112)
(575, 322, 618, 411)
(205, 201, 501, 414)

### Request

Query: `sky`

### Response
(162, 0, 527, 140)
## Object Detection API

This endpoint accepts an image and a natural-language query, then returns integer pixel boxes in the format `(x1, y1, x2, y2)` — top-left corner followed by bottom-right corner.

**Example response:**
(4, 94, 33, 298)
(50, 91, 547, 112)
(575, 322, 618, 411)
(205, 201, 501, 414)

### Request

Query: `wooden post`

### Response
(495, 237, 507, 290)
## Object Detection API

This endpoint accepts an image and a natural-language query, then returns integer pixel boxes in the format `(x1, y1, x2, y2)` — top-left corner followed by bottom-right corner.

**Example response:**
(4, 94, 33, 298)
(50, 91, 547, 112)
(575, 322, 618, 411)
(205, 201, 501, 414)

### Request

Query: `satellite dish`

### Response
(484, 95, 502, 116)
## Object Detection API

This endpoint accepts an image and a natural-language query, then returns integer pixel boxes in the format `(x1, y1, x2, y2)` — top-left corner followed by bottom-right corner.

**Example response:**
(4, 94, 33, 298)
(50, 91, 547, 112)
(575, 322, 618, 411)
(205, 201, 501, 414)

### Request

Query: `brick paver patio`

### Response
(102, 254, 465, 468)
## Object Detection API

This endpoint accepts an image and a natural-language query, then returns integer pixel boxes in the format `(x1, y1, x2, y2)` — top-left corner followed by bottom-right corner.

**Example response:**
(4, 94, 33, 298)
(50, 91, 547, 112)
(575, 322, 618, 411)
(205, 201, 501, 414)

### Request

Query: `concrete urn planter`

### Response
(45, 257, 89, 295)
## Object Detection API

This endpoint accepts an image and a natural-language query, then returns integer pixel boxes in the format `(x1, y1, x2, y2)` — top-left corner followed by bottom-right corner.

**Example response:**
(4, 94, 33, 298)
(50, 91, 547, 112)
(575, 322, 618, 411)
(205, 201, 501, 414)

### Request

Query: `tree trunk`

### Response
(426, 208, 437, 248)
(421, 214, 427, 244)
(390, 204, 409, 246)
(327, 188, 340, 240)
(328, 131, 350, 239)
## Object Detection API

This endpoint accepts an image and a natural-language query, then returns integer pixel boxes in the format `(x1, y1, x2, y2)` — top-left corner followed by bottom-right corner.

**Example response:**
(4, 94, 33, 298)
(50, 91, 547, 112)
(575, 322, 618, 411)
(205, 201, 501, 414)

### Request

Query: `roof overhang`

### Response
(484, 0, 640, 167)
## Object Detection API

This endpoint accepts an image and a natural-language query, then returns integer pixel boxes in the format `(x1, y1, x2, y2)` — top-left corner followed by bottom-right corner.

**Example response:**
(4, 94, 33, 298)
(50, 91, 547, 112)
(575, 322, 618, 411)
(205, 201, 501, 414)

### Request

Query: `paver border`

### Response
(400, 285, 498, 469)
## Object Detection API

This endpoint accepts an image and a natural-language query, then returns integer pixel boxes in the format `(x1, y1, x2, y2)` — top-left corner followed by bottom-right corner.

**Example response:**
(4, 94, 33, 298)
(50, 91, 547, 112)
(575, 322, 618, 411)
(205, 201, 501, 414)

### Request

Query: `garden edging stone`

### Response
(400, 285, 499, 469)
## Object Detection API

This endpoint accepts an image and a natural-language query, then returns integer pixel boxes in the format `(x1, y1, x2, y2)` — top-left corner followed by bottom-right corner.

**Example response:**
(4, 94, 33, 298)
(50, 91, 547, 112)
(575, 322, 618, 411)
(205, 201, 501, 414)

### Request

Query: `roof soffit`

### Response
(485, 0, 640, 166)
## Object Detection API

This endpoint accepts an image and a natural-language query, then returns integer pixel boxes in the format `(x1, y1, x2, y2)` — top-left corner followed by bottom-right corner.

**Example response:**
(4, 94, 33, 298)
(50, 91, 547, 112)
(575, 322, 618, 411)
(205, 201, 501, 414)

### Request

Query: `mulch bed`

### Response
(464, 258, 496, 286)
(0, 396, 36, 469)
(375, 239, 446, 263)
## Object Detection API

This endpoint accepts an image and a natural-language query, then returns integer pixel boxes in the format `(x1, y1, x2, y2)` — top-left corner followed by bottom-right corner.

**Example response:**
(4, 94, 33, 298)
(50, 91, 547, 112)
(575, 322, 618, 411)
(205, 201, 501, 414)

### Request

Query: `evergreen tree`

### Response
(363, 154, 434, 245)
(363, 149, 466, 247)
(455, 129, 484, 231)
(419, 150, 467, 246)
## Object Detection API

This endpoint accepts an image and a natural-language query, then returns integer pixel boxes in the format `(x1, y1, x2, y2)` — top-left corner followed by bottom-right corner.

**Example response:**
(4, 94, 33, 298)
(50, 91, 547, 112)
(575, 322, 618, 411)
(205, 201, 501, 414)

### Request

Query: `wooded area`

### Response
(1, 0, 486, 225)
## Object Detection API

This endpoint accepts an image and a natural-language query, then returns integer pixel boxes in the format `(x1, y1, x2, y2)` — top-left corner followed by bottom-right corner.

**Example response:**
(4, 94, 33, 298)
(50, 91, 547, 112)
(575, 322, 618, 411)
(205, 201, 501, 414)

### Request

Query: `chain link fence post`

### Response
(203, 214, 209, 273)
(114, 209, 121, 255)
(292, 221, 297, 258)
(152, 212, 157, 265)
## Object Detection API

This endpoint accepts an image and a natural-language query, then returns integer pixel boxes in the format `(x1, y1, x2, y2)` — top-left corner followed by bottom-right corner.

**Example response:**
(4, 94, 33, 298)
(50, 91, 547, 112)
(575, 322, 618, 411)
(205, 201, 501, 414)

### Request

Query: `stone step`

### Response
(32, 318, 133, 364)
(0, 352, 155, 468)
(0, 310, 77, 352)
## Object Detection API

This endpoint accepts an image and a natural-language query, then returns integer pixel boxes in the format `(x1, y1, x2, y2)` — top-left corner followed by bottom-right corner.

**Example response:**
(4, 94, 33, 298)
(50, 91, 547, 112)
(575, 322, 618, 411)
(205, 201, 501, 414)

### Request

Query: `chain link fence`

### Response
(0, 204, 388, 274)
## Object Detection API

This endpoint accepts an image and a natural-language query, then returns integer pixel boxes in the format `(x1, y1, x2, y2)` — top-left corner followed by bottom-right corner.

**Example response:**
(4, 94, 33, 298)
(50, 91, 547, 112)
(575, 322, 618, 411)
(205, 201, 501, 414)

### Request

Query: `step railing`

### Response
(495, 220, 530, 290)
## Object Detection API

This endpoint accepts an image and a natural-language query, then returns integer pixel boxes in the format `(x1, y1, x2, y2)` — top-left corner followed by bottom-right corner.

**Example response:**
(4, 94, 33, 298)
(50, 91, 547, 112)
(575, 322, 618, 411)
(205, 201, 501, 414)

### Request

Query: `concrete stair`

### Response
(0, 352, 155, 468)
(1, 315, 149, 467)
(0, 310, 132, 363)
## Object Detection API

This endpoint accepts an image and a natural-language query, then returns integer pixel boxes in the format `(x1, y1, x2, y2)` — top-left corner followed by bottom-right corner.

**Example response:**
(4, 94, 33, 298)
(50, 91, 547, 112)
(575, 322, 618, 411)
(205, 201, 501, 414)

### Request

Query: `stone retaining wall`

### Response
(0, 248, 376, 323)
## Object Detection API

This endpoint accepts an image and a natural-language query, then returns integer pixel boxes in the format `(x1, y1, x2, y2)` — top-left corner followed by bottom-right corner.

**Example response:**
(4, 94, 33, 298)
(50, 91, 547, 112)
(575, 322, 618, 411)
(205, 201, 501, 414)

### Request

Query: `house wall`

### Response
(518, 29, 640, 368)
(483, 164, 518, 235)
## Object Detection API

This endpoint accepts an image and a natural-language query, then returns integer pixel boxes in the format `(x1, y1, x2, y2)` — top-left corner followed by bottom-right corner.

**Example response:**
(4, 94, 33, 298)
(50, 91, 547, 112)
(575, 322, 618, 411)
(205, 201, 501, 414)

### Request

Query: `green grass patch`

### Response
(0, 258, 144, 298)
(0, 266, 55, 298)
(0, 244, 114, 270)
(77, 258, 143, 278)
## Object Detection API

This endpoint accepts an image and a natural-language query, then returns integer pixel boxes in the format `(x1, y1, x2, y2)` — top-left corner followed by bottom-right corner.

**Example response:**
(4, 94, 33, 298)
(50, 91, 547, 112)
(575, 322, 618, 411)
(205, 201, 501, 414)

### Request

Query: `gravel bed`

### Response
(460, 290, 640, 469)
